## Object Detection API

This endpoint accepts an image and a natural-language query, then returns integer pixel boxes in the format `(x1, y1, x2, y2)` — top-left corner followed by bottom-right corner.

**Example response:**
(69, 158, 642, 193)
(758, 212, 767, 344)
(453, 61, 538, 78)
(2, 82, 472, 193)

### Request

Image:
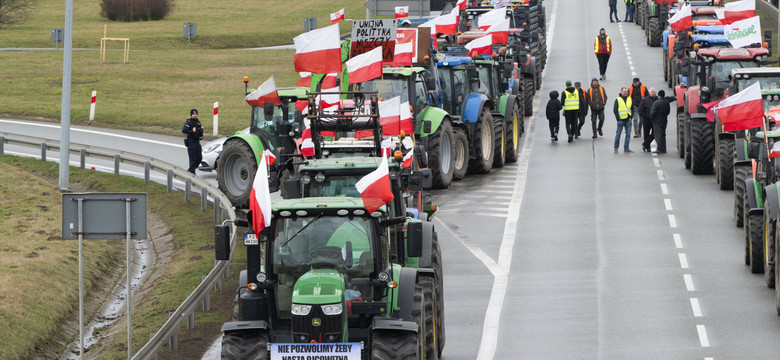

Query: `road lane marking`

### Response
(684, 274, 695, 291)
(690, 298, 703, 317)
(668, 214, 677, 228)
(657, 169, 665, 180)
(654, 158, 661, 167)
(661, 183, 669, 194)
(697, 325, 711, 347)
(665, 198, 672, 211)
(674, 233, 683, 248)
(679, 253, 689, 269)
(0, 119, 185, 148)
(435, 218, 503, 277)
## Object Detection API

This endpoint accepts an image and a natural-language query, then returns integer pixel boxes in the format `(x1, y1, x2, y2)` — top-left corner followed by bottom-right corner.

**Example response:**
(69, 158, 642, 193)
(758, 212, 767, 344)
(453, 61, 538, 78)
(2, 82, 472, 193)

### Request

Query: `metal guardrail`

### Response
(0, 132, 237, 360)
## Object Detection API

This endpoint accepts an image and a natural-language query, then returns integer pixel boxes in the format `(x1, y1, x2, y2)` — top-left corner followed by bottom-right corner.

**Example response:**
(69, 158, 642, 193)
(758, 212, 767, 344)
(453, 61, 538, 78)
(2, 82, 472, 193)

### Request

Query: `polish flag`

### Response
(294, 24, 342, 74)
(465, 34, 493, 56)
(386, 41, 413, 67)
(300, 137, 315, 157)
(398, 101, 414, 134)
(702, 98, 724, 122)
(722, 0, 755, 24)
(262, 149, 276, 165)
(245, 76, 281, 106)
(379, 96, 402, 135)
(395, 6, 409, 19)
(771, 142, 780, 158)
(347, 46, 383, 84)
(248, 155, 272, 237)
(486, 18, 510, 45)
(402, 148, 414, 168)
(714, 82, 765, 131)
(381, 138, 393, 156)
(478, 8, 507, 31)
(457, 0, 467, 10)
(355, 155, 395, 213)
(319, 86, 341, 112)
(420, 8, 459, 35)
(330, 8, 345, 24)
(295, 100, 309, 115)
(668, 4, 692, 32)
(296, 72, 312, 87)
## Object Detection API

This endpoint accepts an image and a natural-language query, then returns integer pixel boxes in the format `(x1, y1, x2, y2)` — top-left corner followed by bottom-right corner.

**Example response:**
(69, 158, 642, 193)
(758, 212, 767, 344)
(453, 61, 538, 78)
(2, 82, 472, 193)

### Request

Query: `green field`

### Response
(0, 0, 366, 137)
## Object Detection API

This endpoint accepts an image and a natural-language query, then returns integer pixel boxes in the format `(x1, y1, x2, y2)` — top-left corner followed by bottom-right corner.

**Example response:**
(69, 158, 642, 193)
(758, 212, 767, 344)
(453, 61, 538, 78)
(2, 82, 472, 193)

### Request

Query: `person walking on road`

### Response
(594, 29, 612, 80)
(182, 108, 204, 174)
(575, 81, 589, 138)
(650, 90, 677, 154)
(613, 87, 634, 153)
(562, 80, 581, 143)
(638, 88, 658, 152)
(546, 90, 563, 142)
(609, 0, 620, 22)
(625, 0, 636, 22)
(588, 78, 608, 138)
(628, 77, 647, 138)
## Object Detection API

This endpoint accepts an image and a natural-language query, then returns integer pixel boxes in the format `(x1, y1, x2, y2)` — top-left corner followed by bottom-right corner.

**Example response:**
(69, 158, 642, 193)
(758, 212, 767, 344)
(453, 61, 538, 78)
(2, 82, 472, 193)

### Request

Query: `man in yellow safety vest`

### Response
(562, 80, 581, 143)
(613, 87, 634, 154)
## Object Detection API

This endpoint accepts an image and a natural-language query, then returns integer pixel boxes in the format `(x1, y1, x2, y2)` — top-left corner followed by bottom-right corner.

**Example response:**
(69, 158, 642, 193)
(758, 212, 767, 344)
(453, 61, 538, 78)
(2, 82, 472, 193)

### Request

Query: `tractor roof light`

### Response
(314, 172, 325, 182)
(295, 210, 308, 217)
(693, 44, 700, 51)
(243, 76, 249, 84)
(280, 210, 292, 217)
(353, 209, 366, 216)
(371, 211, 382, 217)
(393, 150, 403, 160)
(301, 174, 311, 184)
(763, 42, 769, 49)
(337, 209, 349, 216)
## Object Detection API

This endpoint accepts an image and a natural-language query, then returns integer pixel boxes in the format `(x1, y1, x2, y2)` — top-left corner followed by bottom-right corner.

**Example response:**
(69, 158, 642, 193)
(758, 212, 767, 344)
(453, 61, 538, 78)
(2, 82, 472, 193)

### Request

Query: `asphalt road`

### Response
(4, 0, 780, 358)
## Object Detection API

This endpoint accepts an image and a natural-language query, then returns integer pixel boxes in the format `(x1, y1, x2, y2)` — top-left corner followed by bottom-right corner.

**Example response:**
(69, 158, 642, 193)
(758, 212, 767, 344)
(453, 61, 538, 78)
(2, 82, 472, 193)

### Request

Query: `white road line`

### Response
(0, 119, 185, 148)
(705, 357, 714, 360)
(697, 325, 711, 347)
(661, 183, 669, 194)
(679, 253, 689, 269)
(668, 214, 677, 228)
(628, 60, 633, 66)
(657, 169, 665, 180)
(664, 198, 672, 211)
(690, 298, 703, 317)
(684, 274, 695, 291)
(630, 66, 635, 71)
(434, 218, 503, 277)
(674, 233, 683, 248)
(654, 158, 661, 167)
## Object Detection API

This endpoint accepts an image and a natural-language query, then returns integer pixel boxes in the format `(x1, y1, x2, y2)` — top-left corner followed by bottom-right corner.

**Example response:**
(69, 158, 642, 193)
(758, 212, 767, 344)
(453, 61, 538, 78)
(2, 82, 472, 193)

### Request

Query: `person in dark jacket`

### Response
(628, 77, 647, 138)
(546, 90, 563, 142)
(575, 82, 589, 139)
(609, 0, 620, 22)
(625, 0, 636, 22)
(562, 80, 581, 143)
(588, 78, 608, 138)
(638, 88, 658, 152)
(182, 108, 204, 174)
(650, 90, 676, 154)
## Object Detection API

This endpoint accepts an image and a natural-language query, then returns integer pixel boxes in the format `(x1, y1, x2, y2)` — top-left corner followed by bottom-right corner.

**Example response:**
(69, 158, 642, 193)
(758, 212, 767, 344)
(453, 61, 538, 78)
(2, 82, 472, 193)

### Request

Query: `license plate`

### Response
(269, 343, 361, 360)
(244, 233, 258, 246)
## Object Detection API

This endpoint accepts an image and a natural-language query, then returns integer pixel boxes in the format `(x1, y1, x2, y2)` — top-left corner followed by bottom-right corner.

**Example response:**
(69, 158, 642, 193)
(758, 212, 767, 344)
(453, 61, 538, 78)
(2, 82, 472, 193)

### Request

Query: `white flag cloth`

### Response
(724, 16, 762, 48)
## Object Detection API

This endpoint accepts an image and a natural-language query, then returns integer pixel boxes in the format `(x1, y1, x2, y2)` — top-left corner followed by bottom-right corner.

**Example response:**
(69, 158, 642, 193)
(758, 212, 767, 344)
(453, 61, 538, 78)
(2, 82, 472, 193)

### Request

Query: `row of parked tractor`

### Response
(635, 0, 780, 315)
(210, 1, 548, 359)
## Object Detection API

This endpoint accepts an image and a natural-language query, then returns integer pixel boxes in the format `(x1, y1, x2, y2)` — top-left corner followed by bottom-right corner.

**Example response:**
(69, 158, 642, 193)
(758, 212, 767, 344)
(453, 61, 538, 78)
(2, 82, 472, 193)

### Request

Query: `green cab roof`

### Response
(273, 196, 385, 212)
(756, 130, 780, 138)
(762, 90, 780, 95)
(277, 87, 309, 99)
(299, 157, 399, 172)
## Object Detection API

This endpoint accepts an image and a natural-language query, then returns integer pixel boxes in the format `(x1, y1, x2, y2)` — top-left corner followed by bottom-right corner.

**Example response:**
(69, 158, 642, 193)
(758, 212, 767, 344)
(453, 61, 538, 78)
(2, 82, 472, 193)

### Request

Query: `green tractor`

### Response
(215, 197, 441, 359)
(645, 0, 670, 47)
(217, 87, 308, 207)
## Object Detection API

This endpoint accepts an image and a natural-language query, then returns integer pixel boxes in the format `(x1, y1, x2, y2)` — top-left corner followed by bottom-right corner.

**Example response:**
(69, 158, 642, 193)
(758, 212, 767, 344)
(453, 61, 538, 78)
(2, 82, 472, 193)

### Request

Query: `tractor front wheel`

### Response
(371, 331, 419, 360)
(493, 118, 506, 169)
(718, 138, 735, 190)
(221, 331, 269, 360)
(748, 211, 765, 273)
(218, 140, 258, 207)
(452, 128, 469, 181)
(648, 18, 662, 47)
(690, 120, 714, 175)
(427, 120, 455, 189)
(765, 211, 776, 288)
(468, 109, 495, 174)
(523, 77, 534, 116)
(505, 105, 521, 163)
(734, 166, 749, 227)
(677, 113, 685, 159)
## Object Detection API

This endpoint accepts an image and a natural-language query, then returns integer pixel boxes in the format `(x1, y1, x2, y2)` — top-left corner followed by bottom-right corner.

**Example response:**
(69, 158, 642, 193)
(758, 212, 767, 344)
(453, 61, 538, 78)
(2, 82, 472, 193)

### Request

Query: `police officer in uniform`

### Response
(182, 108, 204, 174)
(562, 80, 581, 143)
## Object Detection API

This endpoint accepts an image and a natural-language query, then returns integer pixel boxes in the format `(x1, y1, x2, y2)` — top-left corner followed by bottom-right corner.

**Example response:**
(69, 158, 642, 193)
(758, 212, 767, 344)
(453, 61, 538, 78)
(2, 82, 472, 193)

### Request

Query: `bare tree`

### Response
(0, 0, 33, 28)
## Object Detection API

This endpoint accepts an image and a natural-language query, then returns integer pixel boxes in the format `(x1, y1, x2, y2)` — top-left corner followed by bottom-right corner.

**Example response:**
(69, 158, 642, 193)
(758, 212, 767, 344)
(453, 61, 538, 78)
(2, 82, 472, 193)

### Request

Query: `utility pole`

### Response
(59, 0, 74, 192)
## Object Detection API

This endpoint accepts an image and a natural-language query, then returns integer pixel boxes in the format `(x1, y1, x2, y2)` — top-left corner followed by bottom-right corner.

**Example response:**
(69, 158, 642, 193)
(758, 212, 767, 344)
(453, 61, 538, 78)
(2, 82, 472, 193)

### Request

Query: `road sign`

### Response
(365, 0, 430, 18)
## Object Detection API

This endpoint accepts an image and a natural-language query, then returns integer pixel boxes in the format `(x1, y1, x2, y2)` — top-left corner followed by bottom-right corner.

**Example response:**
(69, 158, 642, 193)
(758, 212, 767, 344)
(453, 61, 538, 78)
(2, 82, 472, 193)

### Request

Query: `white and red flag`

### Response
(330, 8, 345, 24)
(395, 6, 409, 19)
(724, 16, 762, 48)
(714, 82, 764, 131)
(398, 101, 414, 135)
(355, 155, 395, 213)
(770, 142, 780, 158)
(300, 137, 315, 157)
(347, 46, 383, 84)
(668, 4, 692, 32)
(294, 24, 342, 74)
(420, 8, 459, 35)
(381, 138, 393, 156)
(296, 72, 312, 87)
(465, 34, 493, 56)
(457, 0, 467, 10)
(248, 155, 272, 237)
(478, 8, 507, 31)
(386, 40, 414, 67)
(721, 0, 755, 24)
(401, 148, 413, 168)
(245, 76, 281, 106)
(486, 18, 510, 45)
(262, 149, 276, 165)
(318, 86, 341, 112)
(378, 96, 402, 135)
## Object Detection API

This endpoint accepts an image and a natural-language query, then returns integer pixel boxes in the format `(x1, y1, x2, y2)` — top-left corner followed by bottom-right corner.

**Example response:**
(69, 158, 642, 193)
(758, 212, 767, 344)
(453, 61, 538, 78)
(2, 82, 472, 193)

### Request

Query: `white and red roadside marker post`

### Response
(89, 91, 96, 122)
(213, 101, 219, 136)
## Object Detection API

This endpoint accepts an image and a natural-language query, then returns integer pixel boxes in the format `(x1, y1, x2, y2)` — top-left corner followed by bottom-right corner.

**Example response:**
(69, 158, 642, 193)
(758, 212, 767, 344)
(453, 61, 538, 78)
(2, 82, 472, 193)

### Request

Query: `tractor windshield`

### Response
(438, 67, 470, 115)
(307, 175, 362, 198)
(359, 77, 410, 104)
(709, 61, 759, 96)
(736, 77, 780, 92)
(251, 103, 298, 149)
(762, 93, 780, 113)
(475, 64, 499, 99)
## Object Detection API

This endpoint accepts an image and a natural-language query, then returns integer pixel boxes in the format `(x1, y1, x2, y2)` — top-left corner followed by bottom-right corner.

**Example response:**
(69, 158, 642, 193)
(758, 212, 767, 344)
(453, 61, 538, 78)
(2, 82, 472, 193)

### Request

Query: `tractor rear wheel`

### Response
(221, 331, 269, 360)
(718, 138, 735, 190)
(420, 278, 438, 360)
(493, 118, 506, 169)
(218, 140, 258, 207)
(410, 283, 427, 359)
(523, 77, 534, 116)
(505, 105, 521, 163)
(452, 128, 469, 181)
(648, 18, 662, 47)
(690, 120, 715, 175)
(748, 212, 765, 273)
(431, 232, 445, 356)
(663, 50, 668, 81)
(734, 166, 749, 227)
(468, 109, 495, 174)
(765, 212, 776, 288)
(677, 113, 685, 159)
(371, 331, 419, 360)
(428, 120, 455, 189)
(775, 224, 780, 313)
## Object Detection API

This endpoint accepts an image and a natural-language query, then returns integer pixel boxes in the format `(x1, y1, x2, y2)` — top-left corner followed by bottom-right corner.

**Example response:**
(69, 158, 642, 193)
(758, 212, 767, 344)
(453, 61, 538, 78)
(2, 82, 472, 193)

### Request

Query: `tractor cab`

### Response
(249, 87, 308, 153)
(356, 67, 439, 118)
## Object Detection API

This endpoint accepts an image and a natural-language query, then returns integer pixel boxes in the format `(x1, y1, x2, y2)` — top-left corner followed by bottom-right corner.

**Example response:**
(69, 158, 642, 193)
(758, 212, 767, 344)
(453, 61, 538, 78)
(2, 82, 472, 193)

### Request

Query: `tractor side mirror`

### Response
(214, 225, 231, 261)
(426, 76, 437, 92)
(748, 140, 761, 159)
(284, 179, 302, 199)
(418, 168, 433, 189)
(408, 171, 424, 191)
(263, 102, 275, 121)
(466, 65, 479, 80)
(503, 63, 514, 78)
(406, 222, 423, 258)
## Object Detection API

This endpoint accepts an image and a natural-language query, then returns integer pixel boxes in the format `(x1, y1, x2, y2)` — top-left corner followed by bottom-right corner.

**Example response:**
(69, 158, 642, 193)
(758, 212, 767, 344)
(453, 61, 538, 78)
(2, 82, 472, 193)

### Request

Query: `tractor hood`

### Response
(292, 269, 345, 305)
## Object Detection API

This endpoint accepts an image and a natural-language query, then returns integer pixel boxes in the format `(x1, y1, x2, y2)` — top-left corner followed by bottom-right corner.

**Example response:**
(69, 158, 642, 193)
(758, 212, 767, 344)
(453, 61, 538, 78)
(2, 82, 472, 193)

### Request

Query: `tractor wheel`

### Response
(505, 105, 521, 163)
(371, 331, 419, 360)
(523, 77, 534, 116)
(718, 139, 735, 190)
(734, 166, 749, 227)
(427, 120, 455, 189)
(648, 18, 662, 47)
(765, 212, 776, 288)
(410, 282, 427, 359)
(677, 113, 685, 159)
(218, 140, 258, 207)
(535, 66, 542, 90)
(690, 120, 715, 175)
(221, 331, 269, 360)
(748, 211, 765, 273)
(431, 232, 445, 356)
(420, 278, 439, 360)
(452, 128, 469, 181)
(775, 223, 780, 313)
(468, 109, 495, 174)
(493, 118, 506, 169)
(663, 51, 668, 81)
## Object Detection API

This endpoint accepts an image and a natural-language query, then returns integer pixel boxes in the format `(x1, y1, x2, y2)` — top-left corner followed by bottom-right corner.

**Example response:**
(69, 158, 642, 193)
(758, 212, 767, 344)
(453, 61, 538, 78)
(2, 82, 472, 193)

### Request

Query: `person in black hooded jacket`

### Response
(649, 89, 676, 153)
(546, 90, 563, 142)
(182, 108, 204, 174)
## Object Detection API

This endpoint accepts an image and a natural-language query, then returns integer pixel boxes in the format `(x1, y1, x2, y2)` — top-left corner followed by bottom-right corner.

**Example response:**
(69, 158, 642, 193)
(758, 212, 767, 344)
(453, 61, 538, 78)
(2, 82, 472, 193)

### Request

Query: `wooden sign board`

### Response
(351, 19, 398, 61)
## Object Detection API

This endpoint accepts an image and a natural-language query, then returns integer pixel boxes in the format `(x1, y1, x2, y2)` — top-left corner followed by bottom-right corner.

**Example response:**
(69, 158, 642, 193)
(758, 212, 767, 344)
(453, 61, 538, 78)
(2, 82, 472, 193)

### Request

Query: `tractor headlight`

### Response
(256, 272, 267, 283)
(377, 271, 390, 282)
(291, 304, 312, 316)
(314, 172, 326, 182)
(301, 175, 311, 184)
(321, 303, 343, 315)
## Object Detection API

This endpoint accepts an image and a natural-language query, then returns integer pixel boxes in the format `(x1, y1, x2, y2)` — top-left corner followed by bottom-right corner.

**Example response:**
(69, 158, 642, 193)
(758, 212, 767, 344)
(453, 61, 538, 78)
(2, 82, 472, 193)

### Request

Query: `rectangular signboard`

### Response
(62, 193, 147, 239)
(269, 343, 361, 360)
(351, 19, 397, 61)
